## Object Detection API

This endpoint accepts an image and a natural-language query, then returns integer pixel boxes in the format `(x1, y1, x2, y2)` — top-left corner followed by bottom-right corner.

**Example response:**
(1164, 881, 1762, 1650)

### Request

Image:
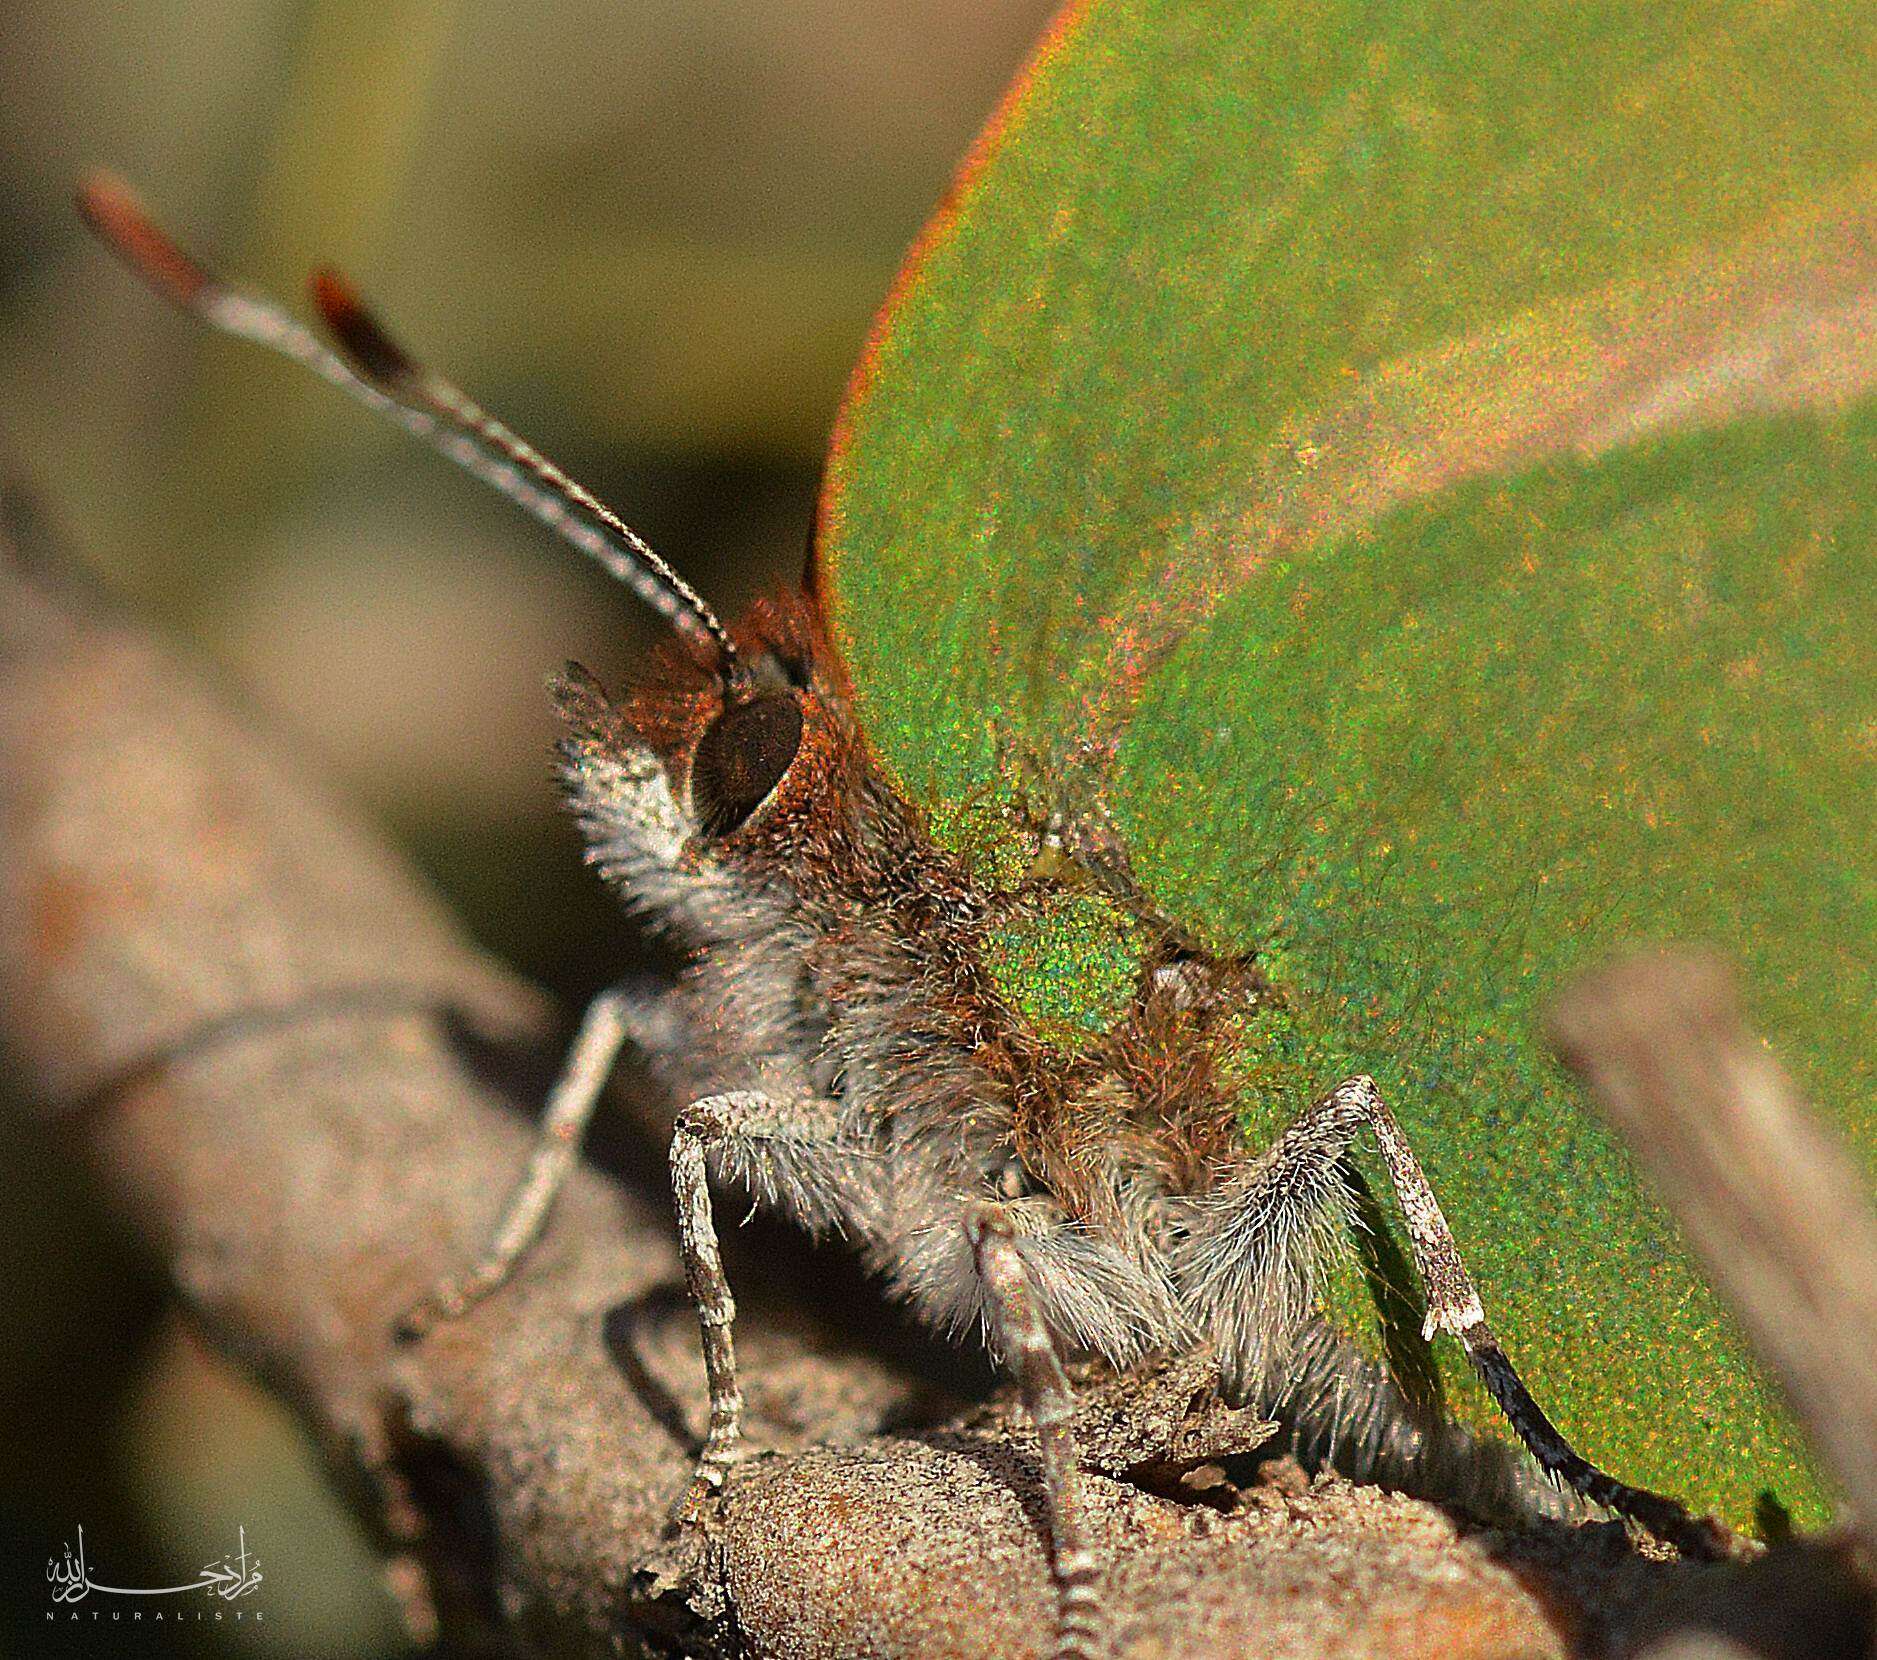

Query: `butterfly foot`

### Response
(663, 1451, 743, 1541)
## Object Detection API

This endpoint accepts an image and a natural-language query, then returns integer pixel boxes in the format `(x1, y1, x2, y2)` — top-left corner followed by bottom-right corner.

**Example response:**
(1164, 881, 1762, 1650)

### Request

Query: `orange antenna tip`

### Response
(75, 169, 213, 310)
(308, 267, 415, 386)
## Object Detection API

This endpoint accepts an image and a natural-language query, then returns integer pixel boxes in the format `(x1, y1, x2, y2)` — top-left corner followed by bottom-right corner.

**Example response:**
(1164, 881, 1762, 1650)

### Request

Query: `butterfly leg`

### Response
(968, 1205, 1104, 1660)
(1330, 1075, 1735, 1556)
(1185, 1074, 1735, 1558)
(666, 1089, 868, 1529)
(399, 983, 641, 1338)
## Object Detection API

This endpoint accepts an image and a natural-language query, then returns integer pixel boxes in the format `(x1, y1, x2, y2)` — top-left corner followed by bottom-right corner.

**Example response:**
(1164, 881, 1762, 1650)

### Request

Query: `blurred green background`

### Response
(0, 1, 1054, 1652)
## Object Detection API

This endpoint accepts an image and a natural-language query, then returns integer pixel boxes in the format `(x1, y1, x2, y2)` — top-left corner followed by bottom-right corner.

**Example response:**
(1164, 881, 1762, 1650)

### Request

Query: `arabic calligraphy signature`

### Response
(197, 1527, 264, 1600)
(46, 1523, 263, 1604)
(46, 1527, 87, 1603)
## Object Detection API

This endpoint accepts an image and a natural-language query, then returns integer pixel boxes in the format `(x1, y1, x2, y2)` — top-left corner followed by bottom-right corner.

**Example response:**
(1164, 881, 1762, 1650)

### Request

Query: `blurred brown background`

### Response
(0, 2, 1054, 1652)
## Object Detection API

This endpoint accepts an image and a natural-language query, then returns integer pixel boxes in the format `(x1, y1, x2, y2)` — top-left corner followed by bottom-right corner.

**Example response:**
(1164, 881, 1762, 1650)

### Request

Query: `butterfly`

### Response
(79, 165, 1743, 1660)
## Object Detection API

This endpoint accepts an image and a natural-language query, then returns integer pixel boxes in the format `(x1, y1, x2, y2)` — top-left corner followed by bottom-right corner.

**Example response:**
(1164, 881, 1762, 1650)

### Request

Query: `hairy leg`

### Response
(1181, 1074, 1735, 1558)
(968, 1206, 1104, 1660)
(399, 984, 640, 1338)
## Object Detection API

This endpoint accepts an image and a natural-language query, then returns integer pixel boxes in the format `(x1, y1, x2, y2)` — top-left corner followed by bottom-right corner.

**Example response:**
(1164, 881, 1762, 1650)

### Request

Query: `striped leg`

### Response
(969, 1207, 1104, 1660)
(400, 985, 636, 1339)
(1325, 1075, 1737, 1558)
(666, 1090, 860, 1528)
(1193, 1074, 1735, 1559)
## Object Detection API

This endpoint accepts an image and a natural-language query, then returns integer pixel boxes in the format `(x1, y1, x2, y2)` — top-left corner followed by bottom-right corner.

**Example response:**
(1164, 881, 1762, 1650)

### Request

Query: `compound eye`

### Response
(690, 693, 804, 837)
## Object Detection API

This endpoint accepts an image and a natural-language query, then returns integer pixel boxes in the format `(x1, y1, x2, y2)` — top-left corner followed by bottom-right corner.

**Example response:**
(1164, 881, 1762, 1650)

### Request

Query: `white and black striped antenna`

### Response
(76, 171, 740, 682)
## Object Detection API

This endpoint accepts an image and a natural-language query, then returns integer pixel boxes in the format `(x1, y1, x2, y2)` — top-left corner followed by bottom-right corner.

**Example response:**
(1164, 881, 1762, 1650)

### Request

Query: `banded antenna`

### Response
(75, 171, 739, 681)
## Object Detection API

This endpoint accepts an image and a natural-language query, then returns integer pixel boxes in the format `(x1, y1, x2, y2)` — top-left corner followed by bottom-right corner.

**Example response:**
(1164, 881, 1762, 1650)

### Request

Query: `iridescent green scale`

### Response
(823, 0, 1877, 1526)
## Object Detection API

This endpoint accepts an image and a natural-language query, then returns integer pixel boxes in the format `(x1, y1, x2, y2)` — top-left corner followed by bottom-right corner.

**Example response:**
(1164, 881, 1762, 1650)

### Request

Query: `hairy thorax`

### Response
(552, 589, 1298, 1369)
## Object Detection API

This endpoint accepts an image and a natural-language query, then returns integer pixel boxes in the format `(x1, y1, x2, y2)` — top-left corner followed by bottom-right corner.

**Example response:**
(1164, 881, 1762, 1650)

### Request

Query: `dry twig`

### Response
(1548, 949, 1877, 1536)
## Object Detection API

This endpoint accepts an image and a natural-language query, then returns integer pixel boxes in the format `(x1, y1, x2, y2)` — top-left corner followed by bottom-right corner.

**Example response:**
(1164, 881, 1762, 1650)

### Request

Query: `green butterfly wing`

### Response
(821, 0, 1877, 1526)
